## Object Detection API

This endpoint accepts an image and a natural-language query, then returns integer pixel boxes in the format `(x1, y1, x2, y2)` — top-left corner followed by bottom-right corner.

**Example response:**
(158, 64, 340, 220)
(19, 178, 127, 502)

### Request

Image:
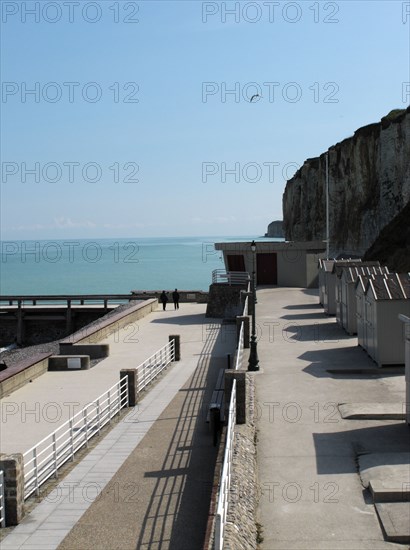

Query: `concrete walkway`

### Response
(0, 305, 237, 549)
(255, 287, 409, 549)
(0, 303, 210, 455)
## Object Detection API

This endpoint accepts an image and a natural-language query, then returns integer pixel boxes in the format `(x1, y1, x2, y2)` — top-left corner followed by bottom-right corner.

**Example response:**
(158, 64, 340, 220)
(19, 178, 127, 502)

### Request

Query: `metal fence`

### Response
(22, 339, 175, 500)
(213, 282, 249, 546)
(212, 270, 250, 285)
(23, 378, 128, 499)
(0, 470, 5, 528)
(136, 340, 175, 393)
(214, 379, 237, 550)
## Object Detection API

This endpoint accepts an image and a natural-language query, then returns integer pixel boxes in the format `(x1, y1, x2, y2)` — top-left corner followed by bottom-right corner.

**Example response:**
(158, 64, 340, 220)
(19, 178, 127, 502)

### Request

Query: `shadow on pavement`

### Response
(313, 423, 410, 475)
(135, 324, 236, 550)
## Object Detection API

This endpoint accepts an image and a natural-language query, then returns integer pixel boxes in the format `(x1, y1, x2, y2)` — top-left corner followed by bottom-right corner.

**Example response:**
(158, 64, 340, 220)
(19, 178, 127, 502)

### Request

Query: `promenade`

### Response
(1, 288, 409, 549)
(255, 287, 409, 549)
(0, 303, 237, 549)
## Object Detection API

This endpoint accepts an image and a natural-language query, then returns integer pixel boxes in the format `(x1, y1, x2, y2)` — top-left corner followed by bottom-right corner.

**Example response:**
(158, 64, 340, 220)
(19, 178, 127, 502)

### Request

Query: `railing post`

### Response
(169, 335, 180, 361)
(97, 399, 101, 434)
(120, 369, 139, 407)
(70, 420, 74, 461)
(84, 409, 89, 448)
(0, 455, 25, 526)
(108, 391, 112, 424)
(33, 448, 39, 496)
(52, 433, 58, 479)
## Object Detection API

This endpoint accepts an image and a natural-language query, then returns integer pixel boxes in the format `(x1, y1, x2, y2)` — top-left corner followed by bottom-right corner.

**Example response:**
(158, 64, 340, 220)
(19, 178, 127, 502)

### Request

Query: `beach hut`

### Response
(364, 273, 410, 367)
(336, 265, 389, 335)
(356, 275, 369, 349)
(399, 314, 410, 424)
(323, 260, 378, 315)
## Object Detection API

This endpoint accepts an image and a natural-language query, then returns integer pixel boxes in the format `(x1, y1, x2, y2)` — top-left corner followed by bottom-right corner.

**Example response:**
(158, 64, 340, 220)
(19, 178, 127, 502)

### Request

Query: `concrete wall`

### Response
(206, 284, 247, 318)
(131, 290, 208, 303)
(0, 354, 51, 399)
(62, 299, 158, 345)
(277, 249, 307, 287)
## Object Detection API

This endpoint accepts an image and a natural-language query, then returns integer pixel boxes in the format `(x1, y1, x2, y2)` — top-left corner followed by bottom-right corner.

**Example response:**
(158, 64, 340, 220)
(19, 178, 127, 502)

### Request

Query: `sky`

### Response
(1, 0, 409, 240)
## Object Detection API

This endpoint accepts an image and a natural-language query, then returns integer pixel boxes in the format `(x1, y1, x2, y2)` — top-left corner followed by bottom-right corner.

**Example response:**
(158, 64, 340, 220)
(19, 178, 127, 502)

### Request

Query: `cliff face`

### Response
(363, 200, 410, 273)
(282, 107, 410, 256)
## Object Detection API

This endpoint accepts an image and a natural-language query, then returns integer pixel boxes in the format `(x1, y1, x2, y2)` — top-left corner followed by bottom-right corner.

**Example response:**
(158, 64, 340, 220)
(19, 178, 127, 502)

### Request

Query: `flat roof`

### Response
(215, 240, 326, 251)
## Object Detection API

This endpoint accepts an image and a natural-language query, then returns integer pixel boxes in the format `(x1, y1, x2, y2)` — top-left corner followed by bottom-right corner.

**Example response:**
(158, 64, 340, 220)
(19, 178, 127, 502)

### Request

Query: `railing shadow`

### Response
(134, 322, 237, 550)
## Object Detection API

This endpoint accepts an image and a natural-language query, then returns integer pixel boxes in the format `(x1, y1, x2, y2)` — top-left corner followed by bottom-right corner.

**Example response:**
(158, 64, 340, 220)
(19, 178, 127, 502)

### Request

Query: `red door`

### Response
(257, 253, 277, 284)
(227, 254, 246, 272)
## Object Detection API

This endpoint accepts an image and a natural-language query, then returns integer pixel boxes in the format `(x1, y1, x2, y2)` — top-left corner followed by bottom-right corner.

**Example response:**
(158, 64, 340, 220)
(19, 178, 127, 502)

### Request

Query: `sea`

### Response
(0, 236, 277, 295)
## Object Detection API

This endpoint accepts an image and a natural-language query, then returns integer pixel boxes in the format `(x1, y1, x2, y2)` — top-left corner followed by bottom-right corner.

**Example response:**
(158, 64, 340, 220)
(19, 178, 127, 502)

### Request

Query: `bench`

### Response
(206, 368, 225, 424)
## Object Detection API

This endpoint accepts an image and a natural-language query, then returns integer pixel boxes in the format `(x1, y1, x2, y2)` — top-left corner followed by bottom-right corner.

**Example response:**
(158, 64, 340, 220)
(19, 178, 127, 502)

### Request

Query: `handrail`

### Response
(136, 340, 175, 393)
(0, 294, 138, 307)
(235, 323, 244, 371)
(213, 279, 249, 543)
(214, 379, 236, 550)
(0, 470, 5, 528)
(21, 339, 175, 500)
(23, 378, 128, 499)
(212, 270, 250, 285)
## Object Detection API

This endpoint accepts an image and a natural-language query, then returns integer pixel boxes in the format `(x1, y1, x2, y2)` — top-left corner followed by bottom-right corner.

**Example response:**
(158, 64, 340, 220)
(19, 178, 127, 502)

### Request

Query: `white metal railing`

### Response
(0, 470, 5, 528)
(235, 323, 244, 371)
(136, 340, 175, 393)
(21, 340, 175, 500)
(214, 379, 237, 550)
(243, 294, 249, 317)
(212, 270, 250, 285)
(23, 378, 128, 499)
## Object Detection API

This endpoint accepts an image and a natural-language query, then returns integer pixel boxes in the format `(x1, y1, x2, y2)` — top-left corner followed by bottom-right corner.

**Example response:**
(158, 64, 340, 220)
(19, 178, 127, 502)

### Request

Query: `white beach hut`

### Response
(336, 265, 389, 335)
(364, 273, 410, 367)
(323, 260, 378, 315)
(399, 314, 410, 424)
(356, 275, 370, 349)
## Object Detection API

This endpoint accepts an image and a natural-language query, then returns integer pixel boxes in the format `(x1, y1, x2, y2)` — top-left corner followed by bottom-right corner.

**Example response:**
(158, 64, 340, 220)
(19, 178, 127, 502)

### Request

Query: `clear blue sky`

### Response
(1, 0, 409, 239)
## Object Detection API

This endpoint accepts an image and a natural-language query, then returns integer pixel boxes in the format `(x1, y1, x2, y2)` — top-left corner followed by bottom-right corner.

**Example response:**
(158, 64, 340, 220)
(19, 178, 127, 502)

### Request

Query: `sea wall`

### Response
(282, 107, 410, 257)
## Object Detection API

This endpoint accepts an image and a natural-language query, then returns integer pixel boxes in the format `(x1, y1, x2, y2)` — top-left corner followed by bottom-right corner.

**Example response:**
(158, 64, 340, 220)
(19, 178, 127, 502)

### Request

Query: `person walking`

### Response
(160, 290, 168, 311)
(172, 288, 180, 310)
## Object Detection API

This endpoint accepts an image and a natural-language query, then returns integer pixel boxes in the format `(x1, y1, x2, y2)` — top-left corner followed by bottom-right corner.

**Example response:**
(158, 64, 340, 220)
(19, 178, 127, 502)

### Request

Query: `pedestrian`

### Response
(172, 288, 180, 310)
(160, 290, 168, 311)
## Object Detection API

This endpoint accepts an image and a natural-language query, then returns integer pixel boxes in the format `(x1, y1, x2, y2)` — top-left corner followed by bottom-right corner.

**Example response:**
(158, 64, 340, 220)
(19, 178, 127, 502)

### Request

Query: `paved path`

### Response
(255, 287, 409, 550)
(0, 304, 237, 549)
(0, 303, 210, 455)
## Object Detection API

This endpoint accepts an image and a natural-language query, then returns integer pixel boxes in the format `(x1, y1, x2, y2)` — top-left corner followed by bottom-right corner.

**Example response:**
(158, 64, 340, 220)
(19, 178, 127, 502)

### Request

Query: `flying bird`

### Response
(250, 94, 260, 103)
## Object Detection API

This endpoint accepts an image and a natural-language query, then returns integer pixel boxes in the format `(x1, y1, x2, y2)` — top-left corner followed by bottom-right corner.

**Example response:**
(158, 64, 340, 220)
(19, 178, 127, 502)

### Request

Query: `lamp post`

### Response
(248, 240, 259, 371)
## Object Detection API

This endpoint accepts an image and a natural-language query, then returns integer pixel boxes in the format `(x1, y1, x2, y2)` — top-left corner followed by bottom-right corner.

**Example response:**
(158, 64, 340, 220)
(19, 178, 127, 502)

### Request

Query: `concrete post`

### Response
(0, 454, 25, 526)
(16, 308, 24, 346)
(169, 335, 180, 361)
(120, 369, 139, 406)
(224, 370, 247, 425)
(66, 300, 73, 335)
(236, 315, 250, 348)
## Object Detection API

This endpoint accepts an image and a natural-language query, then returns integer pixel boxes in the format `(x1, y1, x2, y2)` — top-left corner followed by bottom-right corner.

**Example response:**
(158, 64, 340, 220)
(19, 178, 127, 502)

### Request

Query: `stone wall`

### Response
(223, 374, 258, 550)
(206, 284, 247, 319)
(283, 107, 410, 257)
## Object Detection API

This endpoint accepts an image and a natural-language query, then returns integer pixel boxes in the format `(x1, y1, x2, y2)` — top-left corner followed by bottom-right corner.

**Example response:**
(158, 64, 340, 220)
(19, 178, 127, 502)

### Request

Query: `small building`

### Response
(318, 259, 338, 306)
(363, 273, 410, 367)
(214, 241, 326, 288)
(321, 260, 380, 315)
(336, 265, 389, 335)
(399, 314, 410, 424)
(356, 275, 370, 349)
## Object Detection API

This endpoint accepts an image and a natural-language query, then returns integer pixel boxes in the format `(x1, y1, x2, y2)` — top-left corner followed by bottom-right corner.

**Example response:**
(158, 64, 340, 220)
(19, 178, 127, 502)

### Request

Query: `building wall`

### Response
(277, 250, 306, 287)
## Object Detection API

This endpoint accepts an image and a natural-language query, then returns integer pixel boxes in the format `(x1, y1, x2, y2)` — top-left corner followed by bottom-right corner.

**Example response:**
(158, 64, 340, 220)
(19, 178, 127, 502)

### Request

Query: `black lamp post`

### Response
(248, 240, 259, 371)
